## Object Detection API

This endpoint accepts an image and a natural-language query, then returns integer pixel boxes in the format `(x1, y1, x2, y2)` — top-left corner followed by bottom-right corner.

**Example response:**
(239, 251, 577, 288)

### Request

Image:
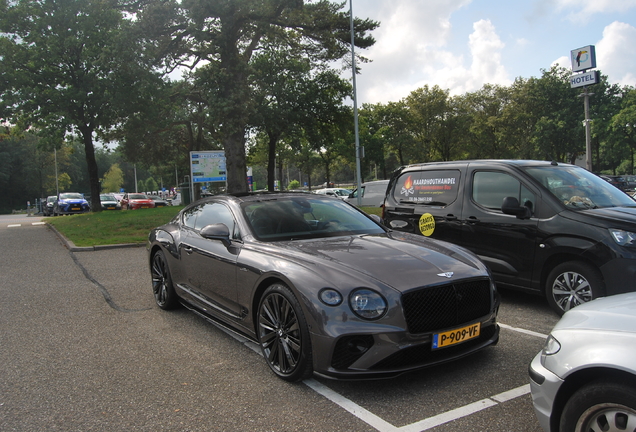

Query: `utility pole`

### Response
(349, 0, 362, 206)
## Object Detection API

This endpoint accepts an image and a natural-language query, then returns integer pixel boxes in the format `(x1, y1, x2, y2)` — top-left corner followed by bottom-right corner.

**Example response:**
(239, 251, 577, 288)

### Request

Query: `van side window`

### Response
(473, 171, 535, 211)
(392, 170, 460, 205)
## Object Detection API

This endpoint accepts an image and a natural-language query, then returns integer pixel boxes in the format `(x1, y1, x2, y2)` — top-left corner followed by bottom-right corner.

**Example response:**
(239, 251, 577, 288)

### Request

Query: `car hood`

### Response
(575, 206, 636, 225)
(555, 292, 636, 334)
(277, 233, 487, 293)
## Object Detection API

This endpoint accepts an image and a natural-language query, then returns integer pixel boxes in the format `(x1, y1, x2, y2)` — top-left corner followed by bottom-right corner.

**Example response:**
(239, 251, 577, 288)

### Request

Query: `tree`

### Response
(101, 164, 125, 193)
(138, 0, 378, 193)
(0, 0, 162, 212)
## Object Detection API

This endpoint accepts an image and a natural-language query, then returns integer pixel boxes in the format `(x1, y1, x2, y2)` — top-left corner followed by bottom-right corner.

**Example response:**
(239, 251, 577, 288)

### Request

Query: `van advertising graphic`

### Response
(397, 171, 460, 205)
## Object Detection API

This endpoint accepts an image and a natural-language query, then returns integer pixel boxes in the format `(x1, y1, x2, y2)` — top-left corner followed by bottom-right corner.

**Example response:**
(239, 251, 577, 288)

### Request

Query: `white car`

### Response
(529, 293, 636, 431)
(313, 188, 352, 199)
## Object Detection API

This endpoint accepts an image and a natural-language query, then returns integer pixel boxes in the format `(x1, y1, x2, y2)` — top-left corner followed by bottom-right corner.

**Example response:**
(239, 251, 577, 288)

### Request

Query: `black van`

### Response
(382, 160, 636, 315)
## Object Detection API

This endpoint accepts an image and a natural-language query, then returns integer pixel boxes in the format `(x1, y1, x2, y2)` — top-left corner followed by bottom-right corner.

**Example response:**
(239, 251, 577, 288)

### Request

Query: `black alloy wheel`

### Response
(151, 250, 178, 310)
(257, 283, 313, 382)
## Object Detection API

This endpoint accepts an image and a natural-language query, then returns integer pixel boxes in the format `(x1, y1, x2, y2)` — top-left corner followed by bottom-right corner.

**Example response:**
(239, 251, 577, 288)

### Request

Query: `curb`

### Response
(46, 223, 145, 252)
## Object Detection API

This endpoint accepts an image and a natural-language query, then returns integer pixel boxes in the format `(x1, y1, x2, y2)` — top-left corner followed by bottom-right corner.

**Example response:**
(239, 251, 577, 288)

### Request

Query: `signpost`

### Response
(189, 151, 227, 201)
(570, 45, 598, 171)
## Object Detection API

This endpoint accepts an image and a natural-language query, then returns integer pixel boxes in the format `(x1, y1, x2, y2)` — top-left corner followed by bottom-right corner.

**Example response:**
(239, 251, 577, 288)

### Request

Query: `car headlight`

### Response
(319, 288, 343, 306)
(349, 289, 387, 320)
(540, 335, 561, 366)
(609, 228, 636, 246)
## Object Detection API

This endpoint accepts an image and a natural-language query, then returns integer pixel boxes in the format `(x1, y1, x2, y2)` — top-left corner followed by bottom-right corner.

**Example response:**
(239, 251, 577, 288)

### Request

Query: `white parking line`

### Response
(6, 222, 46, 227)
(499, 322, 548, 339)
(218, 312, 545, 432)
(303, 323, 545, 432)
(305, 379, 400, 431)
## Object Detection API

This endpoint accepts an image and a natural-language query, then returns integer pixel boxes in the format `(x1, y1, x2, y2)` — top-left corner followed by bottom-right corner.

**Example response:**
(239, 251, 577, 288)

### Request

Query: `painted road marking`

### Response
(6, 222, 46, 227)
(304, 323, 545, 432)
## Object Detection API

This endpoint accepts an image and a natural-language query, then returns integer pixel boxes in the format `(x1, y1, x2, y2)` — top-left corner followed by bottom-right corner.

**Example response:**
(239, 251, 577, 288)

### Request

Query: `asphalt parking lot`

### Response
(0, 214, 559, 431)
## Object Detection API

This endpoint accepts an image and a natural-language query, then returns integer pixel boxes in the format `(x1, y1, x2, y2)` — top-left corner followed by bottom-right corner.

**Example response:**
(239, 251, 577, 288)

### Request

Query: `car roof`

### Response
(396, 159, 576, 172)
(186, 191, 337, 206)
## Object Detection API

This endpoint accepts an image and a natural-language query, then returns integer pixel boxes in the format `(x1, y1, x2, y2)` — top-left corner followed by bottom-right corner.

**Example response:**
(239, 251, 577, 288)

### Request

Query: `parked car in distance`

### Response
(383, 160, 636, 316)
(599, 174, 628, 191)
(623, 174, 636, 191)
(121, 193, 155, 210)
(147, 192, 500, 381)
(54, 192, 90, 215)
(529, 292, 636, 432)
(313, 188, 352, 199)
(345, 180, 389, 207)
(147, 194, 169, 207)
(99, 193, 121, 210)
(42, 195, 57, 216)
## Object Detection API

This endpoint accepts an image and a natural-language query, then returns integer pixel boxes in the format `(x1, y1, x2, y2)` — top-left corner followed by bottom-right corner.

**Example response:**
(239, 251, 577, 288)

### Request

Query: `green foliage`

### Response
(101, 164, 124, 193)
(145, 178, 159, 192)
(288, 180, 300, 190)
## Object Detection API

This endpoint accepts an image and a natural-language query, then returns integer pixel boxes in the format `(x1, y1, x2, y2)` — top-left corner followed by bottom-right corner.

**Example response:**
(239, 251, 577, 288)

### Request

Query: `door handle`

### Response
(183, 246, 193, 255)
(445, 214, 458, 221)
(466, 216, 480, 224)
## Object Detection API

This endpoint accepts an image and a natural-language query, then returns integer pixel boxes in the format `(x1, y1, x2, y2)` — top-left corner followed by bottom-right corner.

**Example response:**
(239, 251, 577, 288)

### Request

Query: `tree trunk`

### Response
(267, 132, 278, 192)
(224, 131, 248, 194)
(80, 127, 102, 212)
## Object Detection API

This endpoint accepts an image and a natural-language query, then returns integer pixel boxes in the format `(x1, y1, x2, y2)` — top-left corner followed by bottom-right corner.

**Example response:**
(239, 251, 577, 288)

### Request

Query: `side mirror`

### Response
(501, 197, 532, 219)
(200, 223, 231, 247)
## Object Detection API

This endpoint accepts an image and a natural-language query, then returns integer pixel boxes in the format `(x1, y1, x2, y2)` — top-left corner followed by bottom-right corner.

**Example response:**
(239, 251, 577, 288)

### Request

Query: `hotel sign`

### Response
(570, 45, 598, 88)
(570, 70, 599, 89)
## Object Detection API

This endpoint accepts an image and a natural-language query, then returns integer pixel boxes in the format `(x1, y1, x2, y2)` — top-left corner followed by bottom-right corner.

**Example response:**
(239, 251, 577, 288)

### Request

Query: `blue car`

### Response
(54, 192, 90, 215)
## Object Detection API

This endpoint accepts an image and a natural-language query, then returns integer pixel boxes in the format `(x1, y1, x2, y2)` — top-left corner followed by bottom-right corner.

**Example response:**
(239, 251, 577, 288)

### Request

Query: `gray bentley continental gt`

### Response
(147, 192, 500, 381)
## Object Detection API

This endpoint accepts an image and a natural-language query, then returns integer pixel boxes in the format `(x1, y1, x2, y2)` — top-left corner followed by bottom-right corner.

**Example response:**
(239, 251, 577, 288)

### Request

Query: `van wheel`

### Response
(546, 261, 604, 316)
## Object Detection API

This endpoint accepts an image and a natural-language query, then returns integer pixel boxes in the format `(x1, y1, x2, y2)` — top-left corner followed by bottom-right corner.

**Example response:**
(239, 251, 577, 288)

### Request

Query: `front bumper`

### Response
(311, 316, 499, 379)
(57, 204, 90, 214)
(528, 352, 564, 432)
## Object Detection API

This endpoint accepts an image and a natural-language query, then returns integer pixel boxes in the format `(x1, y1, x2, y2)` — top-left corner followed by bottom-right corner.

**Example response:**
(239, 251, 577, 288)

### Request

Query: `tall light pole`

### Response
(349, 0, 362, 206)
(54, 147, 59, 196)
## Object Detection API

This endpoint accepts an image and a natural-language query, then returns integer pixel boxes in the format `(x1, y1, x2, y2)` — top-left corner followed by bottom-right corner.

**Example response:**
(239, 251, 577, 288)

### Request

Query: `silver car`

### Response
(529, 293, 636, 431)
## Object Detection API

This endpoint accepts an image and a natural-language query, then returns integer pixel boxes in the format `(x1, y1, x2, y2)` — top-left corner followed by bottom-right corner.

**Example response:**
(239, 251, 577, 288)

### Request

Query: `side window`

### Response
(194, 202, 240, 240)
(392, 170, 460, 205)
(182, 204, 202, 228)
(473, 171, 535, 211)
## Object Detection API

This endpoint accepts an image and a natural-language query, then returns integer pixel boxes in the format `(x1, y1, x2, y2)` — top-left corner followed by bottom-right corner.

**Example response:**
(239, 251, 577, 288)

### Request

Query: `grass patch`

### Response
(47, 207, 181, 247)
(46, 205, 383, 247)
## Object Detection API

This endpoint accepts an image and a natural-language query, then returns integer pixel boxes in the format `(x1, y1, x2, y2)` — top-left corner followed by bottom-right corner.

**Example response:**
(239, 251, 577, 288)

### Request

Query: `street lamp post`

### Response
(349, 0, 362, 206)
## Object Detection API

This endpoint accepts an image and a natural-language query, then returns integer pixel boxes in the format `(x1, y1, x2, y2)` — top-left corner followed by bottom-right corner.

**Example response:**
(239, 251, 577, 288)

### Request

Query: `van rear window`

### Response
(393, 170, 460, 205)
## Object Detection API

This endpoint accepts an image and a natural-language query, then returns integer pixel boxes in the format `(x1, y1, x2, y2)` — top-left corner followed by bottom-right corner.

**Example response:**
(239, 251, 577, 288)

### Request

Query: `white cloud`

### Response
(596, 21, 636, 86)
(556, 0, 636, 22)
(358, 0, 472, 103)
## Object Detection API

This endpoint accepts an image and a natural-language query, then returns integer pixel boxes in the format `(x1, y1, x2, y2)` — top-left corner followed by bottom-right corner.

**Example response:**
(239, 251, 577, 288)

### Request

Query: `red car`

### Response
(121, 193, 155, 210)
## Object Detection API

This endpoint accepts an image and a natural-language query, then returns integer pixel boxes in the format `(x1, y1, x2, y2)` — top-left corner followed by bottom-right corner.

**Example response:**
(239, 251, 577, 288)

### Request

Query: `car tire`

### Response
(559, 379, 636, 432)
(151, 250, 179, 310)
(257, 283, 313, 382)
(546, 261, 604, 316)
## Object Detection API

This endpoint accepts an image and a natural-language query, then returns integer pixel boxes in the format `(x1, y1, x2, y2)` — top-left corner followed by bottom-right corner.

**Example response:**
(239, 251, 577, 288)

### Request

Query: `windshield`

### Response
(100, 194, 115, 201)
(243, 196, 385, 241)
(129, 194, 148, 200)
(524, 166, 636, 209)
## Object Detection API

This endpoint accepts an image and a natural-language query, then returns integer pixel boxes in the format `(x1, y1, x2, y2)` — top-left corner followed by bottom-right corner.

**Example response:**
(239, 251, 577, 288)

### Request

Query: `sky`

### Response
(347, 0, 636, 104)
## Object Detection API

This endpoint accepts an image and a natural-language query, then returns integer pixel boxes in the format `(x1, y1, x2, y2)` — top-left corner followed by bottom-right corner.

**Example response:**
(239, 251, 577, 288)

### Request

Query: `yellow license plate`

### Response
(71, 207, 80, 211)
(432, 323, 481, 349)
(141, 206, 149, 208)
